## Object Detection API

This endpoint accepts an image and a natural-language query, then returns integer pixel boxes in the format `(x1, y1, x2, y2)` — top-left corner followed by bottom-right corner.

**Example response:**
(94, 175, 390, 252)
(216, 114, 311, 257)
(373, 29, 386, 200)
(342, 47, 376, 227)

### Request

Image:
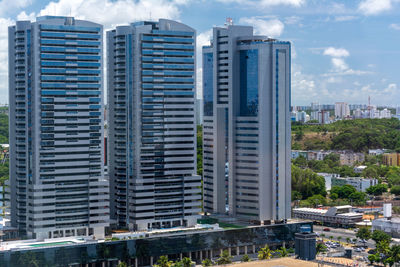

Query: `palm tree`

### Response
(258, 245, 272, 260)
(329, 235, 334, 241)
(216, 250, 232, 265)
(278, 247, 288, 257)
(181, 257, 192, 267)
(202, 258, 213, 267)
(155, 256, 173, 267)
(316, 243, 327, 255)
(346, 237, 351, 244)
(241, 254, 251, 262)
(337, 236, 342, 243)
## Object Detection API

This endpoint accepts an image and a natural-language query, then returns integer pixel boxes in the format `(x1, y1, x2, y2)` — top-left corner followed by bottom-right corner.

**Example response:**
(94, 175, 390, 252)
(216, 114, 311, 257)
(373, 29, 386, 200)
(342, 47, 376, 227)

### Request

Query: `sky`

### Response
(0, 0, 400, 106)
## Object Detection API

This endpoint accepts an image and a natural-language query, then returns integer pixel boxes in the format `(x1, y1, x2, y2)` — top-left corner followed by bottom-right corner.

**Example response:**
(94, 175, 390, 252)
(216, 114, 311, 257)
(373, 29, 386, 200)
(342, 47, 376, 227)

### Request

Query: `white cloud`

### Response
(33, 0, 186, 28)
(217, 0, 305, 7)
(0, 0, 32, 16)
(334, 16, 358, 22)
(284, 16, 301, 25)
(358, 0, 392, 15)
(239, 17, 284, 37)
(389, 23, 400, 30)
(16, 11, 35, 21)
(323, 47, 349, 58)
(331, 58, 348, 71)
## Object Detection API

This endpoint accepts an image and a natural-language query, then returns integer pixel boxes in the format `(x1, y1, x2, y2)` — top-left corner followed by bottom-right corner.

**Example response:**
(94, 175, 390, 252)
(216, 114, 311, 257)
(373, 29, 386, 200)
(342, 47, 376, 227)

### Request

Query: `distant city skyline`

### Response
(1, 0, 400, 106)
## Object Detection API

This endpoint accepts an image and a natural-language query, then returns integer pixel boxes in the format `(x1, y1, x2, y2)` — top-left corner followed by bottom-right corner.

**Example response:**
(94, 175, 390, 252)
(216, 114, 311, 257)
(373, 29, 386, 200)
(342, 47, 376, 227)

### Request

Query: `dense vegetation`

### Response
(292, 118, 400, 152)
(0, 113, 8, 144)
(291, 164, 326, 200)
(197, 125, 203, 176)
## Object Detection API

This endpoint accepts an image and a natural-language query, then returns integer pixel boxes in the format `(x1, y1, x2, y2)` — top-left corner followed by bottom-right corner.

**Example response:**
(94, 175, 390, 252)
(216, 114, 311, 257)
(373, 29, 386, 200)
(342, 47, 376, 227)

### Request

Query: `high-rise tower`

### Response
(202, 25, 291, 223)
(107, 19, 201, 230)
(8, 16, 109, 239)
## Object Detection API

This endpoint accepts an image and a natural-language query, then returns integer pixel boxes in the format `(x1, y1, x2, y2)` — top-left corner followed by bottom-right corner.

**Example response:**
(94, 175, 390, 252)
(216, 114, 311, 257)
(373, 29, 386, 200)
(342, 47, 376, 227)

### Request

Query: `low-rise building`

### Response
(331, 177, 378, 192)
(372, 217, 400, 238)
(369, 149, 385, 156)
(319, 173, 377, 192)
(354, 165, 367, 174)
(382, 153, 400, 166)
(340, 153, 365, 166)
(293, 205, 363, 227)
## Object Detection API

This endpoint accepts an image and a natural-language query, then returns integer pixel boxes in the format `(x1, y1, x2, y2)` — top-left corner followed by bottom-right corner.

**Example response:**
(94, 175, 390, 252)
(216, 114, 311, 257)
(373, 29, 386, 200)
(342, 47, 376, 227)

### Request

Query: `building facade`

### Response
(202, 25, 291, 223)
(8, 16, 109, 239)
(107, 19, 201, 231)
(335, 102, 350, 119)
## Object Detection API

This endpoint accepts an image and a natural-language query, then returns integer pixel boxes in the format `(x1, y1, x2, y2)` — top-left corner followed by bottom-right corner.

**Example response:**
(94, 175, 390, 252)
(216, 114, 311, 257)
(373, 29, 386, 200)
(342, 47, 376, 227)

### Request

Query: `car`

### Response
(323, 228, 330, 231)
(368, 249, 376, 254)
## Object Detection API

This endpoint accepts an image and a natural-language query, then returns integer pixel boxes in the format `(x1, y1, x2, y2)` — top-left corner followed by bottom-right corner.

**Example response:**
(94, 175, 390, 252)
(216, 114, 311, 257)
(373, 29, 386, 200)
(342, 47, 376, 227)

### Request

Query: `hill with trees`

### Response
(292, 118, 400, 152)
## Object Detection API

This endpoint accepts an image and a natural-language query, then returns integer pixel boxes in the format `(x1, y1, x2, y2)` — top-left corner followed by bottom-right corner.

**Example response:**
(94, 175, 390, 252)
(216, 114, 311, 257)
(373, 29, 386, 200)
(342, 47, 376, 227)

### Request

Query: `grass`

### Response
(218, 222, 244, 229)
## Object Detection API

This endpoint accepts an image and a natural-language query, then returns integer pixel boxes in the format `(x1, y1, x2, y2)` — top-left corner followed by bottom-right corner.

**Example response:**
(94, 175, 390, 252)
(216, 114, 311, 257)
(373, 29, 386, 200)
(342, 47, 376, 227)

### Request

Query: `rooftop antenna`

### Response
(225, 17, 233, 26)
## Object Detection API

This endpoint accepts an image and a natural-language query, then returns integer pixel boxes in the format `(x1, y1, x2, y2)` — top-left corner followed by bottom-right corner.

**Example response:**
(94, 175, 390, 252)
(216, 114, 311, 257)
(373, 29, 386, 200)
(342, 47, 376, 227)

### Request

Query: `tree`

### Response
(388, 245, 400, 265)
(331, 185, 357, 199)
(181, 257, 192, 267)
(316, 243, 327, 255)
(291, 165, 326, 200)
(295, 130, 304, 141)
(346, 237, 351, 244)
(216, 250, 232, 265)
(117, 262, 128, 267)
(258, 245, 272, 260)
(337, 236, 342, 243)
(356, 227, 371, 246)
(368, 254, 380, 265)
(202, 259, 213, 267)
(366, 184, 388, 196)
(277, 247, 288, 257)
(155, 256, 173, 267)
(241, 254, 251, 262)
(390, 185, 400, 196)
(371, 230, 391, 244)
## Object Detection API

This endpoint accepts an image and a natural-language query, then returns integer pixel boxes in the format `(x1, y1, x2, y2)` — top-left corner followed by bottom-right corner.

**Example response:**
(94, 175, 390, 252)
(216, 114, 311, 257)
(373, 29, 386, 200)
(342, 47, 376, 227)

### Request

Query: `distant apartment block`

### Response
(339, 152, 365, 166)
(107, 19, 201, 231)
(335, 102, 350, 119)
(382, 153, 400, 166)
(202, 24, 291, 223)
(8, 16, 109, 239)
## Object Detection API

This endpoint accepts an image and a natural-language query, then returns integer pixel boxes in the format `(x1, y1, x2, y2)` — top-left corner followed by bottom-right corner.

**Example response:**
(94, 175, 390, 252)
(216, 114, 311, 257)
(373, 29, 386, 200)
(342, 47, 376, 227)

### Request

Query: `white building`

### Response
(372, 217, 400, 238)
(8, 16, 109, 239)
(107, 20, 202, 231)
(335, 102, 350, 119)
(202, 24, 292, 223)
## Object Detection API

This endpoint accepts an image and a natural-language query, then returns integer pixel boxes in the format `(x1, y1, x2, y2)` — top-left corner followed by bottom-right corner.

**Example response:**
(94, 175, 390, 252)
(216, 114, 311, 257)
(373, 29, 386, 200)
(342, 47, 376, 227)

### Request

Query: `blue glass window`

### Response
(240, 49, 258, 116)
(203, 52, 213, 116)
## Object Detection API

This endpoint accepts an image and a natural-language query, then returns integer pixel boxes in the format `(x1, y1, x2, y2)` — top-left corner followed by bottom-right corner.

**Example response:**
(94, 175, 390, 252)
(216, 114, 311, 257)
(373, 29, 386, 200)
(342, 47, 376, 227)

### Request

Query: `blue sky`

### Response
(0, 0, 400, 106)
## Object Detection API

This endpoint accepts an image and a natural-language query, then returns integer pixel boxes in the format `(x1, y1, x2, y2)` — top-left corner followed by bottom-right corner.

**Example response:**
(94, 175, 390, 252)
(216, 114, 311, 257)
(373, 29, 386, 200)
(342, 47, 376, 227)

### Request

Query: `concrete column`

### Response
(180, 253, 183, 260)
(228, 247, 231, 256)
(252, 245, 256, 254)
(189, 252, 191, 260)
(220, 249, 223, 256)
(236, 247, 240, 255)
(244, 246, 248, 255)
(282, 241, 286, 248)
(150, 256, 153, 266)
(135, 258, 138, 267)
(200, 250, 203, 261)
(210, 250, 213, 258)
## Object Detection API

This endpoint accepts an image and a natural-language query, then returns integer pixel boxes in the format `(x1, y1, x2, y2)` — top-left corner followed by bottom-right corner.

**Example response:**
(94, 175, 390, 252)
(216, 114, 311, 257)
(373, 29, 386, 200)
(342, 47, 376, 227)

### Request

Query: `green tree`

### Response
(356, 227, 371, 246)
(368, 254, 380, 265)
(117, 262, 128, 267)
(202, 258, 213, 267)
(316, 243, 327, 255)
(216, 250, 232, 265)
(295, 130, 304, 141)
(197, 125, 203, 176)
(291, 165, 326, 199)
(346, 237, 351, 244)
(241, 254, 251, 262)
(331, 185, 357, 199)
(155, 256, 173, 267)
(366, 184, 388, 196)
(388, 245, 400, 265)
(181, 257, 192, 267)
(371, 230, 391, 244)
(258, 245, 272, 260)
(277, 247, 288, 257)
(390, 185, 400, 196)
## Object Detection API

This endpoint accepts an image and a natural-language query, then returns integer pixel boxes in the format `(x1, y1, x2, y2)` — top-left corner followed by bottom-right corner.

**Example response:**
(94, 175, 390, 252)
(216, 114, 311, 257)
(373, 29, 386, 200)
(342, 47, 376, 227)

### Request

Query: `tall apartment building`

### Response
(202, 25, 291, 223)
(107, 19, 201, 230)
(335, 102, 350, 119)
(8, 16, 109, 239)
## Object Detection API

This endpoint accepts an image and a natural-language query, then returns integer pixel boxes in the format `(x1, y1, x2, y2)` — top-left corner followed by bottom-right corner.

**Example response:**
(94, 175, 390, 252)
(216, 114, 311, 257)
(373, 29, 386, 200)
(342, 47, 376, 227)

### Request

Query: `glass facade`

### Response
(239, 49, 258, 117)
(0, 222, 312, 267)
(203, 52, 213, 116)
